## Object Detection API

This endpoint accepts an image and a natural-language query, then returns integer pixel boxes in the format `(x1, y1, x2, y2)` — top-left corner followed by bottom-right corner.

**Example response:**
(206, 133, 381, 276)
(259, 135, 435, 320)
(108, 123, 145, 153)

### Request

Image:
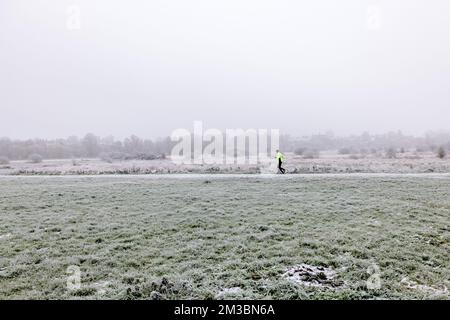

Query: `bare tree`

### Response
(29, 153, 43, 163)
(386, 148, 397, 159)
(437, 146, 446, 159)
(0, 156, 9, 165)
(82, 133, 100, 158)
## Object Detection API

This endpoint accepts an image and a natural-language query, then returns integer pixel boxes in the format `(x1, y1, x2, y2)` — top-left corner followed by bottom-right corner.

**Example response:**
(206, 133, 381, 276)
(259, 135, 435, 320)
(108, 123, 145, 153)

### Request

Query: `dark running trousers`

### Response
(278, 158, 285, 174)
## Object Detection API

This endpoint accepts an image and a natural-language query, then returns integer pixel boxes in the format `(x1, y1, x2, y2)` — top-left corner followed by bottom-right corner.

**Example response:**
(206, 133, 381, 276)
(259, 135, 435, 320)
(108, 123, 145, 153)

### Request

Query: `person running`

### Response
(276, 150, 286, 174)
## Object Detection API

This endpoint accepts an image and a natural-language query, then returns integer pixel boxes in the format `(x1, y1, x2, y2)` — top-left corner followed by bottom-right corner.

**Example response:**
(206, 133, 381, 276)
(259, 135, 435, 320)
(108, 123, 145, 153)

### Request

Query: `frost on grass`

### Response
(215, 287, 244, 299)
(0, 233, 12, 240)
(401, 278, 449, 298)
(282, 264, 344, 289)
(0, 176, 449, 299)
(4, 151, 450, 175)
(124, 277, 193, 300)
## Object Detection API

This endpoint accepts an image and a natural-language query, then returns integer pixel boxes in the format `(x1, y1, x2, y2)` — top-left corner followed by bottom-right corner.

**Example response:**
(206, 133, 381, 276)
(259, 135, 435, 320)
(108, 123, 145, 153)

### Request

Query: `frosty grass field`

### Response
(0, 174, 449, 299)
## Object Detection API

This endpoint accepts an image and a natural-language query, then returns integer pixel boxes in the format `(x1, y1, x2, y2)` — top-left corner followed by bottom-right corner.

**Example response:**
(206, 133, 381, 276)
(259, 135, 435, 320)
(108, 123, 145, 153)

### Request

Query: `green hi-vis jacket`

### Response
(276, 152, 285, 162)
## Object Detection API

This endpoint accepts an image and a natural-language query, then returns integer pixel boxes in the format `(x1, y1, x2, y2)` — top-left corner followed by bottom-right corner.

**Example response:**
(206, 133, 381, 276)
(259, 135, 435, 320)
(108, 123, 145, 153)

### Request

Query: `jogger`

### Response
(276, 150, 286, 174)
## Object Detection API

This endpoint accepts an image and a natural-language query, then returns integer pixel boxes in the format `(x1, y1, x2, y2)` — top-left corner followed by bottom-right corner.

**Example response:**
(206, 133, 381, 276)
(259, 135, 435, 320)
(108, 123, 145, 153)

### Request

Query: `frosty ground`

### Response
(2, 151, 450, 175)
(0, 175, 449, 299)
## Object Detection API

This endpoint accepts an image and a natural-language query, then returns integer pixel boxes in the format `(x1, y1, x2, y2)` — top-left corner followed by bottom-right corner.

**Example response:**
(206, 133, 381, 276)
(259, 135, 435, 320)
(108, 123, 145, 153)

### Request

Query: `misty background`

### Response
(1, 0, 449, 141)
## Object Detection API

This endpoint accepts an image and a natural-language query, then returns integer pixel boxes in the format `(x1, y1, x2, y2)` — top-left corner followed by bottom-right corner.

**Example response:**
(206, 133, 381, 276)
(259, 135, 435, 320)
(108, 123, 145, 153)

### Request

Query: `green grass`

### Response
(0, 175, 449, 299)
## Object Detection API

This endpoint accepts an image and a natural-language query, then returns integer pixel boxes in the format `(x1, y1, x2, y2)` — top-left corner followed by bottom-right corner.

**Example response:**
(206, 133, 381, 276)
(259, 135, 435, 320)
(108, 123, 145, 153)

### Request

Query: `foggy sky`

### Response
(1, 0, 449, 139)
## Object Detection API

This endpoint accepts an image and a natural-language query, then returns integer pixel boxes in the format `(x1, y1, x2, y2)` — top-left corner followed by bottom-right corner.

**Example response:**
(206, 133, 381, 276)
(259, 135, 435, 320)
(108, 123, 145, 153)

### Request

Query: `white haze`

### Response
(0, 0, 449, 139)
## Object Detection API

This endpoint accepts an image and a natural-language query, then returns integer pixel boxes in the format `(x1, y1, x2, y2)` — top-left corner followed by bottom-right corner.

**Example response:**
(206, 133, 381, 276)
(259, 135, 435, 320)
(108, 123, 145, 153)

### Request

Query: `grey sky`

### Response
(1, 0, 449, 139)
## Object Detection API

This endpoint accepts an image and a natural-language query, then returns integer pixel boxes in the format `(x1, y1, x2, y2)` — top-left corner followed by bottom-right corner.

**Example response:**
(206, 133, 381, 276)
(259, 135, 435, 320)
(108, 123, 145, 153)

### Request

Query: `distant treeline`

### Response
(280, 131, 450, 155)
(0, 131, 450, 161)
(0, 134, 175, 161)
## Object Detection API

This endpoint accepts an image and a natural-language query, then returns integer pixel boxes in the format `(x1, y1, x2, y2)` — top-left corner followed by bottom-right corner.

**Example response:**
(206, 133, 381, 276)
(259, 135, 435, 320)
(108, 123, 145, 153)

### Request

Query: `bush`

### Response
(28, 154, 43, 163)
(303, 150, 320, 159)
(0, 156, 9, 165)
(135, 153, 157, 160)
(437, 146, 446, 159)
(338, 148, 353, 155)
(294, 148, 306, 156)
(416, 147, 426, 153)
(386, 148, 397, 159)
(99, 152, 113, 163)
(109, 152, 129, 160)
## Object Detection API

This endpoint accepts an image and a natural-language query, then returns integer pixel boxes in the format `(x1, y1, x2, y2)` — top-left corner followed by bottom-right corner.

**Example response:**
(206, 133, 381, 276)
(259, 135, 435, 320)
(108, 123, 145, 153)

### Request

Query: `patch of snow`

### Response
(0, 233, 12, 240)
(215, 287, 243, 299)
(283, 264, 342, 288)
(401, 277, 448, 297)
(93, 281, 110, 295)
